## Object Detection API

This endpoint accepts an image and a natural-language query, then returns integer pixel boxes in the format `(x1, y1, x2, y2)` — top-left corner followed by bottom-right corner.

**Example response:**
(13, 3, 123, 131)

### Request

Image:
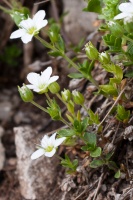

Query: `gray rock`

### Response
(63, 0, 98, 44)
(14, 126, 60, 200)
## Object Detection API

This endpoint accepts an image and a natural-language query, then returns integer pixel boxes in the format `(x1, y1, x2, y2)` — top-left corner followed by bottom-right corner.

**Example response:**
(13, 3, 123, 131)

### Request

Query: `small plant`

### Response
(2, 0, 133, 181)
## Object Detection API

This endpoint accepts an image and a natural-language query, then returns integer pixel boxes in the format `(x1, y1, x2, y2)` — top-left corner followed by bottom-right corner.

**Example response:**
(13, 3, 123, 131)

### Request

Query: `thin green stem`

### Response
(35, 35, 99, 88)
(35, 35, 54, 50)
(56, 93, 67, 106)
(62, 53, 79, 70)
(31, 100, 47, 113)
(61, 117, 71, 128)
(82, 104, 89, 114)
(88, 76, 99, 89)
(0, 5, 11, 13)
(88, 60, 95, 74)
(87, 60, 99, 89)
(45, 92, 52, 102)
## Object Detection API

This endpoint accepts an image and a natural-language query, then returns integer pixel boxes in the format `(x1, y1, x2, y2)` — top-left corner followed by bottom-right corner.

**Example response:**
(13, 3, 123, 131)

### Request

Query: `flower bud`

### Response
(48, 82, 60, 94)
(18, 84, 34, 102)
(67, 100, 74, 114)
(98, 52, 110, 64)
(47, 99, 61, 120)
(72, 90, 84, 105)
(61, 89, 71, 102)
(85, 42, 99, 60)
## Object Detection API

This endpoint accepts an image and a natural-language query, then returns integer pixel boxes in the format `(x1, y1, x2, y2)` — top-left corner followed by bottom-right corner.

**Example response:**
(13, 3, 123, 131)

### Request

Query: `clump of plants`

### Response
(1, 0, 133, 183)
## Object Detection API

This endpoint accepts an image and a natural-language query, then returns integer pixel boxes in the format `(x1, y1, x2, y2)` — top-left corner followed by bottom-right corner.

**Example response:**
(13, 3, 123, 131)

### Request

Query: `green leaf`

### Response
(116, 104, 130, 122)
(109, 22, 124, 36)
(61, 155, 78, 172)
(99, 84, 118, 96)
(90, 147, 102, 157)
(73, 159, 78, 168)
(74, 120, 82, 133)
(103, 34, 122, 52)
(48, 23, 60, 43)
(81, 145, 90, 151)
(83, 132, 96, 148)
(81, 117, 89, 131)
(58, 129, 75, 137)
(108, 161, 118, 171)
(105, 152, 114, 161)
(68, 73, 84, 79)
(12, 7, 30, 26)
(109, 78, 121, 85)
(48, 51, 62, 57)
(101, 0, 119, 21)
(114, 170, 121, 179)
(90, 159, 105, 168)
(79, 60, 93, 78)
(55, 35, 65, 53)
(102, 64, 123, 80)
(88, 109, 100, 124)
(83, 0, 102, 14)
(73, 118, 89, 134)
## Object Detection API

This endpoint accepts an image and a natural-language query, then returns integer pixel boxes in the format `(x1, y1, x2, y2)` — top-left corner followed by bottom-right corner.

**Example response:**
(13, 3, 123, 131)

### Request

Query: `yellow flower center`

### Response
(45, 146, 54, 152)
(27, 27, 37, 35)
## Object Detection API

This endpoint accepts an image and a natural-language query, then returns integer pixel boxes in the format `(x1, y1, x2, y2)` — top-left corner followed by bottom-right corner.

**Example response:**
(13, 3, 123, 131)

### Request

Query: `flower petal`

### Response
(44, 148, 56, 157)
(27, 72, 40, 85)
(54, 137, 66, 147)
(31, 148, 44, 159)
(36, 20, 48, 30)
(41, 135, 49, 148)
(19, 18, 34, 30)
(41, 67, 52, 81)
(49, 133, 56, 145)
(48, 76, 59, 85)
(21, 33, 33, 43)
(10, 29, 26, 39)
(130, 0, 133, 3)
(33, 10, 46, 24)
(26, 84, 36, 89)
(114, 12, 129, 20)
(119, 3, 132, 12)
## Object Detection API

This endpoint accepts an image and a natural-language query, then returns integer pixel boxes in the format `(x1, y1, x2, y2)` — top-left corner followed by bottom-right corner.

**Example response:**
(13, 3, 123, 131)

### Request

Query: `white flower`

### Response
(31, 133, 66, 159)
(10, 10, 48, 43)
(26, 66, 59, 93)
(114, 0, 133, 23)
